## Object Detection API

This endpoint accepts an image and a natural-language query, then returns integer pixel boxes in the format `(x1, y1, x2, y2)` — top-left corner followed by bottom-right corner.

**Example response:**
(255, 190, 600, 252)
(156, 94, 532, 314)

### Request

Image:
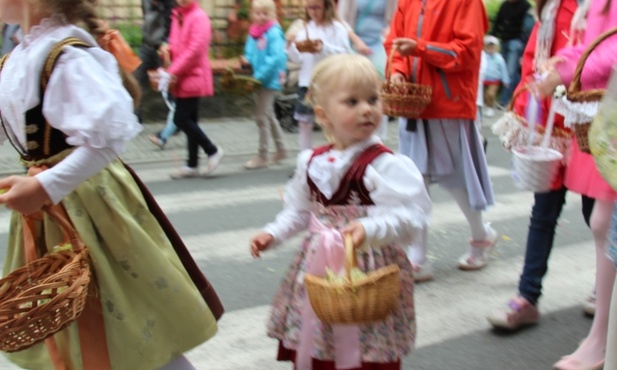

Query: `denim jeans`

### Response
(518, 186, 595, 304)
(159, 106, 178, 144)
(498, 38, 524, 106)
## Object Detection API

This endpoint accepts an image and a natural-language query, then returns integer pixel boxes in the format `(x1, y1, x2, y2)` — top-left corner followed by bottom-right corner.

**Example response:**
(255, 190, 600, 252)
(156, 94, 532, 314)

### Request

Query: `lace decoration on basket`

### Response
(552, 96, 599, 127)
(492, 112, 571, 164)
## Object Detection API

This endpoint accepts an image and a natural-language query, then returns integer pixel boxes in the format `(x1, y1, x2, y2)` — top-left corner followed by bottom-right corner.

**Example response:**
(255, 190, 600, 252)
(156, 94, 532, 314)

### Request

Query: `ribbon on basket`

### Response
(296, 214, 361, 370)
(24, 166, 111, 370)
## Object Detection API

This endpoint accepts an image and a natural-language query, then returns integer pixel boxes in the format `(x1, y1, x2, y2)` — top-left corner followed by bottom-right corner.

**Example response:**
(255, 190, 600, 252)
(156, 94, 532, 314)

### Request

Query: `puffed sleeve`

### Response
(42, 46, 141, 154)
(263, 150, 313, 246)
(359, 153, 431, 250)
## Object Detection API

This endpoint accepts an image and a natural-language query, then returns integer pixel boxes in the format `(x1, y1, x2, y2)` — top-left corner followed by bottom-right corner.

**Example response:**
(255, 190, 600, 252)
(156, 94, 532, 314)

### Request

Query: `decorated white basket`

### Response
(511, 96, 563, 193)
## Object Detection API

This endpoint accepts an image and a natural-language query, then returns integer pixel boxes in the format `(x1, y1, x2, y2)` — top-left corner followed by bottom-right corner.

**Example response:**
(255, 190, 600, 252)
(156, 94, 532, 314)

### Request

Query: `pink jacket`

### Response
(556, 0, 617, 90)
(168, 2, 213, 98)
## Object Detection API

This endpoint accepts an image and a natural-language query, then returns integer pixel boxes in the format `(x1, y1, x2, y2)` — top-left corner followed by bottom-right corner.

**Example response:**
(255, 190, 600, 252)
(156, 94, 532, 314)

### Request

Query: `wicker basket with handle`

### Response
(220, 66, 261, 95)
(304, 234, 400, 325)
(497, 86, 573, 151)
(380, 48, 432, 119)
(295, 23, 322, 53)
(565, 27, 617, 153)
(0, 203, 91, 352)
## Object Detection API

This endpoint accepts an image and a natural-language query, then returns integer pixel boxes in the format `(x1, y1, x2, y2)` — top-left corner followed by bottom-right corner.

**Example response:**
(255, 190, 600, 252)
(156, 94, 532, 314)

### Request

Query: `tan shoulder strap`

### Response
(0, 53, 10, 72)
(41, 37, 91, 91)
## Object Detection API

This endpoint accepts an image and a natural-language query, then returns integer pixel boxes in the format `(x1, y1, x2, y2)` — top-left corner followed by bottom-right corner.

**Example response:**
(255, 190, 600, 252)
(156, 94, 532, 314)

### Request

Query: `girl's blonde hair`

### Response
(40, 0, 141, 106)
(304, 0, 340, 24)
(252, 0, 277, 19)
(307, 54, 380, 107)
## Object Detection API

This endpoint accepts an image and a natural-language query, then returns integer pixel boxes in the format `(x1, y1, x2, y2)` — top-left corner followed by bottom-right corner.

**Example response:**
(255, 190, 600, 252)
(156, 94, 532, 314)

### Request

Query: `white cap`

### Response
(484, 35, 500, 46)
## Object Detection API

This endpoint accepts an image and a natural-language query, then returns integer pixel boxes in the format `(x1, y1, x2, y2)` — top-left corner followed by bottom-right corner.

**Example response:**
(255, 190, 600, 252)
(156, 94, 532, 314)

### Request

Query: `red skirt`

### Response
(277, 342, 401, 370)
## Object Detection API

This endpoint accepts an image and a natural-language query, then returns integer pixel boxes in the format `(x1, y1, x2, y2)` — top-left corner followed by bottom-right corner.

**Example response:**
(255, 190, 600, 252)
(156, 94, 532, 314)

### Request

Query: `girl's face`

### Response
(315, 79, 383, 150)
(251, 6, 272, 25)
(305, 0, 325, 23)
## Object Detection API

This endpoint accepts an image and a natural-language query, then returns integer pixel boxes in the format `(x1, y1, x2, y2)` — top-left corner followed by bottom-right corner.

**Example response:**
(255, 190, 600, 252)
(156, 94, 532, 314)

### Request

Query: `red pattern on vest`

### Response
(307, 144, 393, 206)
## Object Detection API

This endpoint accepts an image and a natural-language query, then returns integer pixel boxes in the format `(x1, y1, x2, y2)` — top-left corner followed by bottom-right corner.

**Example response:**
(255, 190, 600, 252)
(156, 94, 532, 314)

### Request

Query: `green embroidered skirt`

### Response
(2, 159, 217, 370)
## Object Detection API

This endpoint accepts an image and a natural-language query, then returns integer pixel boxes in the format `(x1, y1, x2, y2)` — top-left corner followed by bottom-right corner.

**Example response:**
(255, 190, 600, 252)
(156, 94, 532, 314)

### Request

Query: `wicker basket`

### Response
(304, 235, 400, 325)
(565, 27, 617, 153)
(220, 66, 261, 95)
(503, 86, 573, 145)
(0, 205, 91, 352)
(381, 49, 432, 118)
(295, 23, 322, 53)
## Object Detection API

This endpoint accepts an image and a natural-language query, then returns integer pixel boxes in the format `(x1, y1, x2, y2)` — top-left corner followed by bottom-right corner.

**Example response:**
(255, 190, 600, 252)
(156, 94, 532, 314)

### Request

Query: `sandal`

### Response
(457, 224, 498, 271)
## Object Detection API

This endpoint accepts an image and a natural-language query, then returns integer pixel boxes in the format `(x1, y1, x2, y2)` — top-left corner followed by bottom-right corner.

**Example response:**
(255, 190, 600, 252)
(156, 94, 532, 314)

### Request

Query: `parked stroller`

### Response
(275, 61, 300, 133)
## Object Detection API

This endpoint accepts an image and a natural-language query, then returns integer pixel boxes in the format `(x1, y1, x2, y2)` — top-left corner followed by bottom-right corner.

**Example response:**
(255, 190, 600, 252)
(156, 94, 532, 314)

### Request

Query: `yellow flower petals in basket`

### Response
(304, 235, 401, 325)
(220, 66, 261, 95)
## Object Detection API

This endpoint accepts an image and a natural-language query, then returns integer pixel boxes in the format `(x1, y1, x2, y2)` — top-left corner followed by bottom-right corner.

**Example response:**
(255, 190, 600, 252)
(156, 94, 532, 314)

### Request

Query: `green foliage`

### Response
(236, 0, 252, 20)
(485, 0, 503, 25)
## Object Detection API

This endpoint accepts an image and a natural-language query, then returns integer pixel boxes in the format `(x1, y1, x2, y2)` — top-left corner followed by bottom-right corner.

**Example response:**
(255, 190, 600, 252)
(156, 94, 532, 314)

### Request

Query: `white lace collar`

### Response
(308, 136, 382, 199)
(18, 14, 67, 47)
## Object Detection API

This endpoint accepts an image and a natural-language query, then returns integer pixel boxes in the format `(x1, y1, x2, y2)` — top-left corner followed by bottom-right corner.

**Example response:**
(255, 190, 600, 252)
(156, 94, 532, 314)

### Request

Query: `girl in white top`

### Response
(250, 54, 431, 369)
(0, 1, 219, 369)
(286, 0, 352, 151)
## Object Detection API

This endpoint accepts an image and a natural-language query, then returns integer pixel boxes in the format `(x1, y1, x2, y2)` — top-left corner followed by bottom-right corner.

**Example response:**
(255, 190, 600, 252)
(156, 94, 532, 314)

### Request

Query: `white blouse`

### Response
(286, 20, 352, 87)
(0, 17, 141, 204)
(264, 136, 432, 250)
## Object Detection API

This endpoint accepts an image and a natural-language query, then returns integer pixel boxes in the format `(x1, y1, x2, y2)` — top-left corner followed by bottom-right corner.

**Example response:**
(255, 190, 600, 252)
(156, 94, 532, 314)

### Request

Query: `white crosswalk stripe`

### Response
(0, 162, 595, 370)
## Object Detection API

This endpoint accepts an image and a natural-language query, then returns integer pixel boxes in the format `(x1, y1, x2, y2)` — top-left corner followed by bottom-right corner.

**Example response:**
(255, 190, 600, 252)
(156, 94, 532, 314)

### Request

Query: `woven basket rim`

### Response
(304, 264, 399, 290)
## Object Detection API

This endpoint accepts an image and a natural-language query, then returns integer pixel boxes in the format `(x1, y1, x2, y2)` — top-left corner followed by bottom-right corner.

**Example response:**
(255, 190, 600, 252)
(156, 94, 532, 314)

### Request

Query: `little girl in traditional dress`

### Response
(250, 54, 431, 370)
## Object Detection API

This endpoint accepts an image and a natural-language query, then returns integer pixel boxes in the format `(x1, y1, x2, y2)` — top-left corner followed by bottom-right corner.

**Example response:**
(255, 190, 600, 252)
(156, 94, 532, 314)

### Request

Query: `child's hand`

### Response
(354, 40, 372, 56)
(529, 71, 563, 99)
(313, 40, 323, 53)
(250, 232, 274, 258)
(239, 55, 249, 66)
(392, 38, 417, 56)
(0, 176, 51, 215)
(341, 222, 366, 250)
(390, 73, 406, 84)
(539, 55, 564, 74)
(158, 43, 170, 57)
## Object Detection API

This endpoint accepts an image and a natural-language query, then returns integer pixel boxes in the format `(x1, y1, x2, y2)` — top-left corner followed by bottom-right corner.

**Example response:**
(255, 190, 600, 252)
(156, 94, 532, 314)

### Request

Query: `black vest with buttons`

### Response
(0, 38, 90, 161)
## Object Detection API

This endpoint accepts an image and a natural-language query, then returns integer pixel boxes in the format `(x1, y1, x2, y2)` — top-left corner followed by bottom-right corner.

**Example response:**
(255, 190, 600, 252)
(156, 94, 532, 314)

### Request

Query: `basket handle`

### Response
(384, 46, 413, 83)
(568, 26, 617, 101)
(509, 84, 556, 149)
(343, 233, 357, 282)
(303, 22, 310, 41)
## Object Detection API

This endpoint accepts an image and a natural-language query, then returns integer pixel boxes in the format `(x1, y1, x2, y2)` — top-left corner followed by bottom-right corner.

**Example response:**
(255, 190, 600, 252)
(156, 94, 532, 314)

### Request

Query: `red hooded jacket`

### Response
(384, 0, 488, 120)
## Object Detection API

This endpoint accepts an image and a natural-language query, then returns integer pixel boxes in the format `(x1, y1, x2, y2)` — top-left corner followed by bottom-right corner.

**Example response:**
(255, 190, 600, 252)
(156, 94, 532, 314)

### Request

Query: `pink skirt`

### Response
(564, 138, 617, 201)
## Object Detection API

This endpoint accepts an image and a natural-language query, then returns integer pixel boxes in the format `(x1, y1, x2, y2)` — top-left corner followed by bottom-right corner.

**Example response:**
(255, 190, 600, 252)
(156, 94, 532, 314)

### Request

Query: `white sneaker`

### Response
(206, 147, 224, 174)
(412, 261, 434, 283)
(170, 166, 201, 179)
(485, 107, 495, 117)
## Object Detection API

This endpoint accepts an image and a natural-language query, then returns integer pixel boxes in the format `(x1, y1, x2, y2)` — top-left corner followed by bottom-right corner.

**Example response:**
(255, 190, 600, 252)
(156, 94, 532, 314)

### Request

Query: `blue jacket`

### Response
(244, 24, 287, 90)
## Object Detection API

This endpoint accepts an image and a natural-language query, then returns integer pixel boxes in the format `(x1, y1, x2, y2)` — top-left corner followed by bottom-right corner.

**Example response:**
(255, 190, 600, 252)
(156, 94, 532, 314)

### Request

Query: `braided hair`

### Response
(42, 0, 141, 107)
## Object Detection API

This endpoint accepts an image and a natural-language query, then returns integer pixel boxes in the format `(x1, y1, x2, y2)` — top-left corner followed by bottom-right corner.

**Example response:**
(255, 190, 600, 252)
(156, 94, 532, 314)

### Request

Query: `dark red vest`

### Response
(307, 143, 392, 206)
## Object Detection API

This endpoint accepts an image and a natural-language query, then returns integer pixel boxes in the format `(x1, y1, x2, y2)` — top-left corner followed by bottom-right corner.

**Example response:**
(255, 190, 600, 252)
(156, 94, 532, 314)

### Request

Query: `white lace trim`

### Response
(20, 15, 67, 46)
(553, 96, 599, 127)
(491, 112, 571, 164)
